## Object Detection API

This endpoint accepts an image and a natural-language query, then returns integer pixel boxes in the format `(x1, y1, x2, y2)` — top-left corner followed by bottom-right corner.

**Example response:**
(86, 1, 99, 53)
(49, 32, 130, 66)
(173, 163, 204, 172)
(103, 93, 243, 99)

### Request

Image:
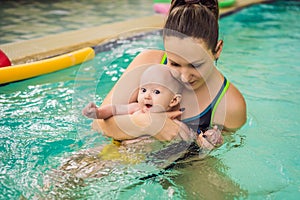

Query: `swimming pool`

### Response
(0, 0, 154, 44)
(1, 0, 300, 199)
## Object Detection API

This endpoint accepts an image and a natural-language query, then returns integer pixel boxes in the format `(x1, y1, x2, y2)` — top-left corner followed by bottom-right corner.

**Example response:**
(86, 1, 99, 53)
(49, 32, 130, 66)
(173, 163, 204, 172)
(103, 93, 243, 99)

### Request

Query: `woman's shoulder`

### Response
(134, 49, 165, 63)
(126, 49, 166, 71)
(223, 83, 247, 131)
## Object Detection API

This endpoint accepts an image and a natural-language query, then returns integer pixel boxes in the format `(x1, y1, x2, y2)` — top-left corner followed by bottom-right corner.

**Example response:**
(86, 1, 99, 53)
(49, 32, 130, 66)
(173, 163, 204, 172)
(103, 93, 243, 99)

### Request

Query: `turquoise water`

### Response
(217, 1, 300, 199)
(1, 1, 300, 199)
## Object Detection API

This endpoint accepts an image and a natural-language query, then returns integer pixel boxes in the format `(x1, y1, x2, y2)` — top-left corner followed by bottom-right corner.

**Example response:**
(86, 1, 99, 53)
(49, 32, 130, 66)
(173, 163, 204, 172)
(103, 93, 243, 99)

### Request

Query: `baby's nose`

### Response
(144, 91, 151, 99)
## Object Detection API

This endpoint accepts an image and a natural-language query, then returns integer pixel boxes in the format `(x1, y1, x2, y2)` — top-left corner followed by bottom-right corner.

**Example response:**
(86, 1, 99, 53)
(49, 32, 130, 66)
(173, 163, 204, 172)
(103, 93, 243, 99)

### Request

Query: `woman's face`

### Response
(164, 36, 215, 91)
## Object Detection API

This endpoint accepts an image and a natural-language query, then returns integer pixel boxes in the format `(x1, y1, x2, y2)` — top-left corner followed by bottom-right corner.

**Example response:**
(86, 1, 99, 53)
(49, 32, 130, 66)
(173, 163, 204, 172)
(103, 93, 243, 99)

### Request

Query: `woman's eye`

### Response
(191, 63, 202, 68)
(153, 90, 161, 94)
(170, 62, 180, 67)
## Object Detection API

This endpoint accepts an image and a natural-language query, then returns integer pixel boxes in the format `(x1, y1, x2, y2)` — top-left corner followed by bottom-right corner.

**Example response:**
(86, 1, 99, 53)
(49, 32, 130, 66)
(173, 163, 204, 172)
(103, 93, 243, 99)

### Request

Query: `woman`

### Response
(93, 0, 246, 149)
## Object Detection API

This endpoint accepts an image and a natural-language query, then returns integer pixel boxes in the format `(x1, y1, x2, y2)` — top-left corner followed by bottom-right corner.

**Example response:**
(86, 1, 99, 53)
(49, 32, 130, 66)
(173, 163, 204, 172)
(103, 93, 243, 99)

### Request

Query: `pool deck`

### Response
(0, 0, 273, 65)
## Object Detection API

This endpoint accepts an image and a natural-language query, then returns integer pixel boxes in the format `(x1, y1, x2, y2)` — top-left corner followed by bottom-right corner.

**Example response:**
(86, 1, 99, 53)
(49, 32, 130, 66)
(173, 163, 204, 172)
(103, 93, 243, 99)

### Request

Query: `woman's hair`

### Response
(163, 0, 219, 53)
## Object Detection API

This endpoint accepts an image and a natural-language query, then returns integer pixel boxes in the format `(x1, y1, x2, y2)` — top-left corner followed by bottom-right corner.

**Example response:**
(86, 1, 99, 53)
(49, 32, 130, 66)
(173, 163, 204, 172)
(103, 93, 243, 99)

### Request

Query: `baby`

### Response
(82, 64, 183, 121)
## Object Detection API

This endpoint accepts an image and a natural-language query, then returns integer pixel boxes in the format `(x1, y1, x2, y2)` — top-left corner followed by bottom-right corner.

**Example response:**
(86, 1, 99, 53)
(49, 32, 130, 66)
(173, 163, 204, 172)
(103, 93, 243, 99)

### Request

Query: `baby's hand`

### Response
(82, 102, 98, 119)
(196, 125, 223, 151)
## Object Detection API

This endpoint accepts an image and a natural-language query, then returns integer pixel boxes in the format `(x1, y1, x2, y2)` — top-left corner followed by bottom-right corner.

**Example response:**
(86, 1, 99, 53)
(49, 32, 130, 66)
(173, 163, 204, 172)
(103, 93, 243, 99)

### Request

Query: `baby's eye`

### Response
(141, 88, 146, 93)
(153, 90, 161, 94)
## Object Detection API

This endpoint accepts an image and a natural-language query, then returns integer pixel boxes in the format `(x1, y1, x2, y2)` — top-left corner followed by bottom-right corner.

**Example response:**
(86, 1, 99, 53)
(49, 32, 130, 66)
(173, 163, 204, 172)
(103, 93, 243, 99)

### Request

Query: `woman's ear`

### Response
(169, 94, 182, 107)
(214, 40, 223, 60)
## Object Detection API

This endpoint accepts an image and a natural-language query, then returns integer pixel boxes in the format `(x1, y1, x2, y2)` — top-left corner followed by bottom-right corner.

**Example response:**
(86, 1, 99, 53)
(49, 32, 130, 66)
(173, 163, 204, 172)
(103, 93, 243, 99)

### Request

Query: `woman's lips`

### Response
(184, 80, 195, 87)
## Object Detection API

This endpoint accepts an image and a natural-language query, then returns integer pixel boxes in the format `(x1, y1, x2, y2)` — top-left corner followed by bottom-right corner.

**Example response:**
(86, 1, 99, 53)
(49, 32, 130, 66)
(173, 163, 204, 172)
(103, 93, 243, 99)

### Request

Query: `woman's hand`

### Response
(166, 109, 184, 120)
(196, 125, 223, 151)
(173, 119, 195, 141)
(151, 109, 186, 141)
(151, 117, 181, 141)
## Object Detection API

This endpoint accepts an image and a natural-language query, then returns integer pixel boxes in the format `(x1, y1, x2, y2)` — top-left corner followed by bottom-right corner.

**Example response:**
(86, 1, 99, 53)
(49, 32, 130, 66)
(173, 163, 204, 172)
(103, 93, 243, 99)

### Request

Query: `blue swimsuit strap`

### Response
(161, 53, 167, 64)
(210, 78, 230, 126)
(199, 78, 229, 133)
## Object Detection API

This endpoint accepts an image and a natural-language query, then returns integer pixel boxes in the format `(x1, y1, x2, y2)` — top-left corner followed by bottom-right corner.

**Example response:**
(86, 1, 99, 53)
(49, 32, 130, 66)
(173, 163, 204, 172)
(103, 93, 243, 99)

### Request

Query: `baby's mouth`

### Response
(145, 104, 152, 108)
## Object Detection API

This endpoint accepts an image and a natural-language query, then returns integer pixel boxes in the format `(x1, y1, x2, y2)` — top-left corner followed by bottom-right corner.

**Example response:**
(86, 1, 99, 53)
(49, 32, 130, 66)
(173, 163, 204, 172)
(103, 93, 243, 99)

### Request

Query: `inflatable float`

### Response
(0, 47, 95, 85)
(0, 49, 11, 68)
(219, 0, 236, 8)
(153, 0, 171, 14)
(153, 0, 236, 14)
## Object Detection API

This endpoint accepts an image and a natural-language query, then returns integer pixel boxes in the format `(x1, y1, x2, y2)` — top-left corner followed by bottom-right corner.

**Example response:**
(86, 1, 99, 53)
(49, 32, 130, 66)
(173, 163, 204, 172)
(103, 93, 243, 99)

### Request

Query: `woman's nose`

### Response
(180, 69, 190, 82)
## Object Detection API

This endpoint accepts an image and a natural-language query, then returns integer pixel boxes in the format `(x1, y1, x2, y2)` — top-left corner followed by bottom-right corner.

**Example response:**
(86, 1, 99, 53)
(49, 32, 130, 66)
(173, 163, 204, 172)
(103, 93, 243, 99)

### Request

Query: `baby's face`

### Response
(137, 83, 175, 113)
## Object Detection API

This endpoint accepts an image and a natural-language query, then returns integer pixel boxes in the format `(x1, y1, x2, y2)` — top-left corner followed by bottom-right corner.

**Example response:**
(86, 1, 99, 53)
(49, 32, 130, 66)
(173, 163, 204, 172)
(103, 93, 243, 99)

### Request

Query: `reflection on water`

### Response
(162, 156, 248, 199)
(39, 139, 191, 199)
(0, 0, 154, 44)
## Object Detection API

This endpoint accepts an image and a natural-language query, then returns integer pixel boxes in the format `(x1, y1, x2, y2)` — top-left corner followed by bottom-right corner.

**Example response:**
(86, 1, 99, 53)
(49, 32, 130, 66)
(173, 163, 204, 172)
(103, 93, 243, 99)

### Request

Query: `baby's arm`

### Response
(82, 102, 140, 119)
(82, 102, 115, 119)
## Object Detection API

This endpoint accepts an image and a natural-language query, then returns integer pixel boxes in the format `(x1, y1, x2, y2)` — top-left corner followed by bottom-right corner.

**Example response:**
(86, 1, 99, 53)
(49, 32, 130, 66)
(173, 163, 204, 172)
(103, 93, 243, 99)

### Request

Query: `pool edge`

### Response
(0, 0, 274, 65)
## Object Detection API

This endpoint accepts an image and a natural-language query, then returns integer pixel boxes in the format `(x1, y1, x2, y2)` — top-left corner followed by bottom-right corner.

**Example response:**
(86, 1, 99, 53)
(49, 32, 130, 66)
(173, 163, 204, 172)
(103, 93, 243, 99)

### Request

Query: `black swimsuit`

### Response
(182, 77, 229, 133)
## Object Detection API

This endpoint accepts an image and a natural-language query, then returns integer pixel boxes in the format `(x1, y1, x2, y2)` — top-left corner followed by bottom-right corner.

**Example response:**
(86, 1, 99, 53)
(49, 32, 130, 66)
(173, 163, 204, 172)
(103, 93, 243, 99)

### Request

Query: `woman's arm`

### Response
(193, 84, 246, 151)
(213, 83, 247, 132)
(92, 111, 186, 141)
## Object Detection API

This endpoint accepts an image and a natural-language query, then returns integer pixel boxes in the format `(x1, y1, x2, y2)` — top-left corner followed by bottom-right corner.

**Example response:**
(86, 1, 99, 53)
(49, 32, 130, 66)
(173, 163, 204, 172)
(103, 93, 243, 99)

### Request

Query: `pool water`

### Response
(0, 0, 154, 44)
(217, 1, 300, 198)
(1, 0, 300, 199)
